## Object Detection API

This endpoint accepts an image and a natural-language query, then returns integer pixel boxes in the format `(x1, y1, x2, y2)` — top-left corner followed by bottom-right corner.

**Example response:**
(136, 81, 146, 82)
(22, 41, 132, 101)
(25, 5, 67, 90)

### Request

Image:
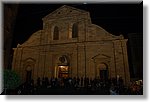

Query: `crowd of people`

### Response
(5, 77, 143, 95)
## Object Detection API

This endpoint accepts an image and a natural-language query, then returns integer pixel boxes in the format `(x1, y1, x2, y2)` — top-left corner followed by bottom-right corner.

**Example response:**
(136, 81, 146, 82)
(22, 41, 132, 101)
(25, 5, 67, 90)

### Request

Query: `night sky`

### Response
(12, 2, 143, 48)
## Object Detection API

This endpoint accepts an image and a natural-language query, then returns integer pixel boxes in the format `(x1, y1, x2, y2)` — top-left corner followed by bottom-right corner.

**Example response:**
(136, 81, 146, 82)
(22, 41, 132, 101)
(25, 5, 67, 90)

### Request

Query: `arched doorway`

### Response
(26, 65, 32, 82)
(55, 55, 70, 78)
(97, 63, 108, 80)
(58, 66, 69, 78)
(24, 58, 35, 82)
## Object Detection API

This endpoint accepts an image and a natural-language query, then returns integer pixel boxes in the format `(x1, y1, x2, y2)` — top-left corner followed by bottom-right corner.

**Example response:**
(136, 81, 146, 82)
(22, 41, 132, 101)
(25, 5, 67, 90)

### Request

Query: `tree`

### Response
(4, 69, 21, 93)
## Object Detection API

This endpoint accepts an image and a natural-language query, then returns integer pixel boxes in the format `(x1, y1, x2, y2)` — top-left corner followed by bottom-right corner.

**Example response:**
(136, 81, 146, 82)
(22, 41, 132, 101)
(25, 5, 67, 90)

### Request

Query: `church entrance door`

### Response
(100, 69, 108, 80)
(58, 66, 69, 78)
(97, 63, 108, 80)
(26, 70, 32, 82)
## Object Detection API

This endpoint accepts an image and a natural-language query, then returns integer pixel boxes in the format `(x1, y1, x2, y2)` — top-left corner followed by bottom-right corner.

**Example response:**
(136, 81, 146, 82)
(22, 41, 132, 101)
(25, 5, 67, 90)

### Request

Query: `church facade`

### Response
(12, 5, 130, 85)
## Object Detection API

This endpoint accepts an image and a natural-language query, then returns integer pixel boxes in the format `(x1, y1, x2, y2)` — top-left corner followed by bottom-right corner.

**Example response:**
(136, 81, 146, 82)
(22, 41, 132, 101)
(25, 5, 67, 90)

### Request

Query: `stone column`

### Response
(78, 44, 85, 78)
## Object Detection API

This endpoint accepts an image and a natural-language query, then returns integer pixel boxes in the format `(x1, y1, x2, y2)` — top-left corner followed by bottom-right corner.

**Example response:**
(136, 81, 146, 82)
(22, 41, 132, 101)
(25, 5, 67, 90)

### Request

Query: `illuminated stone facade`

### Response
(12, 5, 130, 85)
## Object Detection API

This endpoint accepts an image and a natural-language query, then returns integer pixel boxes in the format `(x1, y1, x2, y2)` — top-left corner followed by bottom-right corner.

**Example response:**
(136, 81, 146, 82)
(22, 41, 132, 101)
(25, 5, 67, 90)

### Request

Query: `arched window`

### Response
(72, 23, 78, 38)
(53, 26, 59, 40)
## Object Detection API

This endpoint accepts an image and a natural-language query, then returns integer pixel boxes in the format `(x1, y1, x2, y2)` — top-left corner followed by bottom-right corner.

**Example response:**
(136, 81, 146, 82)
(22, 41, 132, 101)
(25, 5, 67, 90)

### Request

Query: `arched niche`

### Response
(72, 23, 78, 38)
(92, 54, 110, 79)
(23, 58, 36, 82)
(53, 26, 59, 40)
(96, 63, 108, 80)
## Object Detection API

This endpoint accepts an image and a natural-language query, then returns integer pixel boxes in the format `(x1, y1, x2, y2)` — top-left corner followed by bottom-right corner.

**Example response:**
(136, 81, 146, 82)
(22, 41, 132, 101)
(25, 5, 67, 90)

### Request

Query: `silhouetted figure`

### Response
(84, 77, 86, 87)
(45, 77, 49, 87)
(118, 77, 124, 86)
(81, 77, 83, 87)
(30, 79, 34, 94)
(31, 79, 34, 85)
(87, 77, 89, 86)
(50, 77, 53, 86)
(68, 77, 72, 88)
(89, 77, 92, 85)
(55, 78, 58, 87)
(72, 77, 76, 87)
(77, 77, 80, 87)
(111, 77, 117, 86)
(42, 77, 45, 87)
(37, 77, 41, 87)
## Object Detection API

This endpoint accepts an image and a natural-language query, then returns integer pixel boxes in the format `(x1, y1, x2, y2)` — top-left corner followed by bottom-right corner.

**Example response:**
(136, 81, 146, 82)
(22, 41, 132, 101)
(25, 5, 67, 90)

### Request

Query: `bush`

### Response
(4, 69, 21, 89)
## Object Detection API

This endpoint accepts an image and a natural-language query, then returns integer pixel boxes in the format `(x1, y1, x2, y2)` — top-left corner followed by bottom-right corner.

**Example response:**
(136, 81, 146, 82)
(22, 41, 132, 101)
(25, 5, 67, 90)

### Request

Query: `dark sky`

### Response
(12, 2, 143, 47)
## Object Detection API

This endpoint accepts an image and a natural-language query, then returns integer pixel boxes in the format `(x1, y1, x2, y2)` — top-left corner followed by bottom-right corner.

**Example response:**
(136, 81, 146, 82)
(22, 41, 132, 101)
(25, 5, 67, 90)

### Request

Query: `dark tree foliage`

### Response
(4, 69, 21, 89)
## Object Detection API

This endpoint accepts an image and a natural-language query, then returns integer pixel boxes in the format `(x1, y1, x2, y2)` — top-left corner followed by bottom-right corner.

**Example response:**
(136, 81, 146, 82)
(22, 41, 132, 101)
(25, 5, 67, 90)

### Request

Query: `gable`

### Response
(42, 5, 88, 21)
(92, 54, 111, 60)
(87, 24, 124, 40)
(21, 30, 42, 46)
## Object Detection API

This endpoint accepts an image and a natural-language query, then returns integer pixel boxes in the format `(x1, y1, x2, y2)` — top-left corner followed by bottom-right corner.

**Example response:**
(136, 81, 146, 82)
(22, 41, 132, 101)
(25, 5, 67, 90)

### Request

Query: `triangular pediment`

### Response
(42, 5, 88, 21)
(92, 54, 111, 60)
